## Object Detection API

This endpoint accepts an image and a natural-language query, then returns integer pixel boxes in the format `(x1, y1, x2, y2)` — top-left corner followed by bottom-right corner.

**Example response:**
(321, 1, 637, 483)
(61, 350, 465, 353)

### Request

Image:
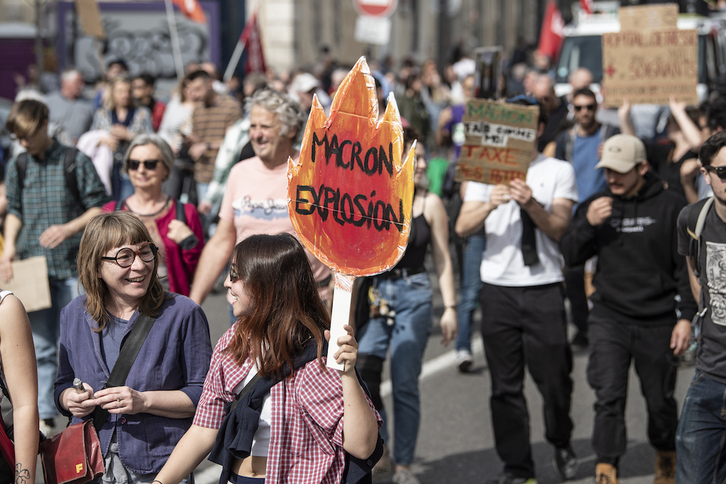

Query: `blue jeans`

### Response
(456, 234, 485, 352)
(31, 276, 79, 419)
(356, 273, 432, 466)
(676, 371, 726, 483)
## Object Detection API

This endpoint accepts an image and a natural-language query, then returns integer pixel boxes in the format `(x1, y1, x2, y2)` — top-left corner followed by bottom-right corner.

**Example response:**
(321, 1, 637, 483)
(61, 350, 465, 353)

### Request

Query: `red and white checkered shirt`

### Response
(194, 325, 382, 484)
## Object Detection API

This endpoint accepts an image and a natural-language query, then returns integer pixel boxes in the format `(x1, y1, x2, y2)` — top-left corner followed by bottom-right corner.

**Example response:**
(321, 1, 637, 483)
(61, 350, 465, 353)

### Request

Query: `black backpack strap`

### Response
(228, 374, 262, 414)
(91, 313, 156, 432)
(15, 152, 27, 193)
(174, 198, 186, 224)
(63, 147, 80, 205)
(114, 197, 126, 212)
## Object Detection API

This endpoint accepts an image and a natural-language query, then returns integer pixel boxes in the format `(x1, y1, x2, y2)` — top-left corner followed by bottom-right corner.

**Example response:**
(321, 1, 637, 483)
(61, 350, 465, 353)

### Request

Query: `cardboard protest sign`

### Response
(602, 4, 698, 107)
(288, 57, 415, 369)
(3, 256, 51, 313)
(619, 4, 678, 31)
(75, 0, 106, 39)
(454, 99, 539, 185)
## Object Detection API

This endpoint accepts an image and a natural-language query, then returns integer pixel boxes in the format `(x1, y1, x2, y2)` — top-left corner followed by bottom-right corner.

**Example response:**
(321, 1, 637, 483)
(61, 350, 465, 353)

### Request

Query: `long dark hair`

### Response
(225, 233, 330, 378)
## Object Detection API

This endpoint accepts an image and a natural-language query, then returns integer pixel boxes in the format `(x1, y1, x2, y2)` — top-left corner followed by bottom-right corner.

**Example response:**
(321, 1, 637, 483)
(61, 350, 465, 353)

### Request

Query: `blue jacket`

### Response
(54, 294, 212, 474)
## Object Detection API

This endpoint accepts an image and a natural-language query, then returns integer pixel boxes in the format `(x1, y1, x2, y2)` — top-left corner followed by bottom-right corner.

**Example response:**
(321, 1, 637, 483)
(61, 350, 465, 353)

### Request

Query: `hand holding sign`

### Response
(288, 57, 415, 370)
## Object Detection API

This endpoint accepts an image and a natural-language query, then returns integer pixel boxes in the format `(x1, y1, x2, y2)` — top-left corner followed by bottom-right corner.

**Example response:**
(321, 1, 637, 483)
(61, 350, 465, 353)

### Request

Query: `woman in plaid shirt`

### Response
(155, 233, 382, 484)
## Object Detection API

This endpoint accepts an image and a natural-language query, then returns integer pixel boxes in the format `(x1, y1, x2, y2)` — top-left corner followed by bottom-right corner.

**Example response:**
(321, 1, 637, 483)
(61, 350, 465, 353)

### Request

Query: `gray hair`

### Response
(123, 134, 174, 177)
(245, 88, 305, 137)
(61, 68, 82, 84)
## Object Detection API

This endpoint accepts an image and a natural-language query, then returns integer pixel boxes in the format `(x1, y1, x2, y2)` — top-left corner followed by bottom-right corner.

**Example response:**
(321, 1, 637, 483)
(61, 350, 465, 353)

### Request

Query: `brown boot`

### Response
(653, 451, 676, 484)
(596, 463, 618, 484)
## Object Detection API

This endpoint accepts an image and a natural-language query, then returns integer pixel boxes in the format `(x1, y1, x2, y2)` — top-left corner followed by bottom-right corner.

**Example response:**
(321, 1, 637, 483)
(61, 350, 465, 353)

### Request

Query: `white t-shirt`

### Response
(464, 154, 578, 287)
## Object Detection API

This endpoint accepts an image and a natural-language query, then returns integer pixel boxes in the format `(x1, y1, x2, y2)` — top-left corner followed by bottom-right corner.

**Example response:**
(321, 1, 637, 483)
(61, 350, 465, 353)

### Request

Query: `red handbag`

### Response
(39, 420, 104, 484)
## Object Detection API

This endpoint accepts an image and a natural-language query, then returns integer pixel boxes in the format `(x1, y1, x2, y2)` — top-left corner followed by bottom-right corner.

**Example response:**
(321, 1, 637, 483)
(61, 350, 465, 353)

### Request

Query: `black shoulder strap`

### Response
(228, 374, 262, 414)
(92, 313, 156, 432)
(15, 152, 27, 193)
(114, 197, 126, 212)
(63, 147, 80, 204)
(174, 198, 187, 224)
(15, 148, 80, 205)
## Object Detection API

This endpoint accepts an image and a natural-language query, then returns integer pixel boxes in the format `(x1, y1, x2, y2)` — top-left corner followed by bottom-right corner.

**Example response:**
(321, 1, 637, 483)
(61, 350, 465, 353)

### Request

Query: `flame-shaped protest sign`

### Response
(288, 57, 415, 369)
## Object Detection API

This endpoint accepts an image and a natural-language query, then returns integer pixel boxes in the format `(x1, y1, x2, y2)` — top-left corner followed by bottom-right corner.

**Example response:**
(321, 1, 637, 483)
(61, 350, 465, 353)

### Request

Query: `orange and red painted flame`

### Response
(288, 57, 415, 277)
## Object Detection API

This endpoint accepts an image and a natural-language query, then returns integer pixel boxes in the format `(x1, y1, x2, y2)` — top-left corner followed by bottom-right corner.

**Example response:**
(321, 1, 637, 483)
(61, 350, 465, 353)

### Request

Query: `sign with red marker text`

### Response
(455, 99, 539, 185)
(288, 57, 415, 370)
(602, 4, 697, 107)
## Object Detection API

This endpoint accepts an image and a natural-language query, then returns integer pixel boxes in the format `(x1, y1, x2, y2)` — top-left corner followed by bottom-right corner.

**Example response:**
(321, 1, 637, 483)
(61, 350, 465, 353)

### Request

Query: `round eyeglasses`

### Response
(101, 243, 158, 268)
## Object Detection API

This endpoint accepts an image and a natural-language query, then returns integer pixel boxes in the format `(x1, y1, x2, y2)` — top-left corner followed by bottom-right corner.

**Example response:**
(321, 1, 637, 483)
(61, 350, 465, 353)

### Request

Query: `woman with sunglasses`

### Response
(153, 233, 382, 484)
(102, 134, 204, 297)
(54, 211, 212, 483)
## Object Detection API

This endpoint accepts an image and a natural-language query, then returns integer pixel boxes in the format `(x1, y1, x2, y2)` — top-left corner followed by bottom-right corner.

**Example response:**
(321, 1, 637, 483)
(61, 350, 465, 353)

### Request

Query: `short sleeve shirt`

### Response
(678, 203, 726, 383)
(219, 155, 331, 294)
(465, 154, 578, 286)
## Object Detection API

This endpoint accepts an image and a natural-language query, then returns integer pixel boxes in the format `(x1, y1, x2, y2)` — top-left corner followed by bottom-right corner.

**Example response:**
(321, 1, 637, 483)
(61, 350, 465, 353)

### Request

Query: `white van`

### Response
(554, 8, 726, 101)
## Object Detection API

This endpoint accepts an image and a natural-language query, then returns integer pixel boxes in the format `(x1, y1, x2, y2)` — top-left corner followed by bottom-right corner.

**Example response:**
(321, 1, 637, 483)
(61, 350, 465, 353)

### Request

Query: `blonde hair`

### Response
(106, 75, 135, 112)
(78, 212, 166, 331)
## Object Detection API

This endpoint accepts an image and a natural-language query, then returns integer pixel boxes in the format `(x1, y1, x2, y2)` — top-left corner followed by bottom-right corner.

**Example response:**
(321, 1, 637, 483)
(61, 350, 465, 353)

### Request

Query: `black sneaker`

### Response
(484, 473, 537, 484)
(554, 445, 578, 480)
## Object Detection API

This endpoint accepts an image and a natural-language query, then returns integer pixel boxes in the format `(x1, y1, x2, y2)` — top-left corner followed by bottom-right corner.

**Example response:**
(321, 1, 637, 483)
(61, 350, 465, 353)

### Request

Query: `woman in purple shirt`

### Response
(54, 212, 212, 482)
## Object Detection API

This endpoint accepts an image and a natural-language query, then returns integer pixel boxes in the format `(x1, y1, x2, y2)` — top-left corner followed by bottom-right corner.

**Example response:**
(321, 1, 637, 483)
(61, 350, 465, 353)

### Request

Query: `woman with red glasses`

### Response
(102, 134, 204, 296)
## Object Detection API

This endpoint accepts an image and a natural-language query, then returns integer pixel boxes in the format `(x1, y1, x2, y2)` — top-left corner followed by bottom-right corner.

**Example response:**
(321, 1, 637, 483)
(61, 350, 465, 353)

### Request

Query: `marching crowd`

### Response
(1, 47, 726, 484)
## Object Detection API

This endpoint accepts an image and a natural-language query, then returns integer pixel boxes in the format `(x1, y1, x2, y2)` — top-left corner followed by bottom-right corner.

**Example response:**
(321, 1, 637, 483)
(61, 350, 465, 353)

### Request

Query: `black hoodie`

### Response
(560, 171, 697, 325)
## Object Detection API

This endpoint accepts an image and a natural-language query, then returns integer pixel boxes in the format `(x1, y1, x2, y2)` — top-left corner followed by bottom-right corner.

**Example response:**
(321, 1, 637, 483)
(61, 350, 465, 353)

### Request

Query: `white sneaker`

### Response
(392, 468, 420, 484)
(456, 349, 473, 373)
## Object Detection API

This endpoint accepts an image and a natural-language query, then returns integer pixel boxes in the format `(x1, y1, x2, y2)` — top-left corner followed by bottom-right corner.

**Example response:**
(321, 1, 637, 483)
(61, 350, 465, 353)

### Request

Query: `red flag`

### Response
(171, 0, 207, 23)
(240, 12, 266, 74)
(538, 1, 565, 61)
(580, 0, 593, 14)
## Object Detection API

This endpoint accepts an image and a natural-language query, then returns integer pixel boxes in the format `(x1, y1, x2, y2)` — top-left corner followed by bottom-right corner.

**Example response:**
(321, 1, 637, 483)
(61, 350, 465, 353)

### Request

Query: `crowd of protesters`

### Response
(3, 42, 726, 484)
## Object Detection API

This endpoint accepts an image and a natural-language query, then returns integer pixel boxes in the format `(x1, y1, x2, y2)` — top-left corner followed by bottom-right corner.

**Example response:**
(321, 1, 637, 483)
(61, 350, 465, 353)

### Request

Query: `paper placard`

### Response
(75, 0, 106, 39)
(455, 99, 539, 185)
(602, 4, 697, 107)
(619, 4, 678, 32)
(2, 256, 52, 313)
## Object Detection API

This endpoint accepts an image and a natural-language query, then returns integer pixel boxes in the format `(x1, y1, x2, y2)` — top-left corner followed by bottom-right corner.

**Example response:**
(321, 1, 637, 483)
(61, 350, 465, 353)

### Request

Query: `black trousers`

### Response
(564, 263, 589, 336)
(480, 283, 574, 479)
(587, 314, 679, 467)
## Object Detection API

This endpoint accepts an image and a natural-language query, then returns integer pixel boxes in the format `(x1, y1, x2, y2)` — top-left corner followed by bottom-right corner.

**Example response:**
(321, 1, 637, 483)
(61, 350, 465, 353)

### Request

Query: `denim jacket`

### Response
(54, 294, 212, 474)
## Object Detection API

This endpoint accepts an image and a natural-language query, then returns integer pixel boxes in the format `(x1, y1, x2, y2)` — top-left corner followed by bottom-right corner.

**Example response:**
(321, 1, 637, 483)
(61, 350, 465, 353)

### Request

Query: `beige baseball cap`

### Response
(595, 134, 646, 174)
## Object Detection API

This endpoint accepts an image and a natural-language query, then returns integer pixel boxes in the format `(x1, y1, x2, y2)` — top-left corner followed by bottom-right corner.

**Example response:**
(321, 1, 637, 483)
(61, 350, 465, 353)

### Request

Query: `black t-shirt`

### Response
(646, 142, 697, 199)
(678, 202, 726, 383)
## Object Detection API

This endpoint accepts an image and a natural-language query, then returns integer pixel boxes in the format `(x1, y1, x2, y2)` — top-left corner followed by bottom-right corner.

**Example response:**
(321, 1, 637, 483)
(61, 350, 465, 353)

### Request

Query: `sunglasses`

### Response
(229, 267, 240, 283)
(127, 159, 161, 171)
(705, 165, 726, 180)
(574, 104, 596, 112)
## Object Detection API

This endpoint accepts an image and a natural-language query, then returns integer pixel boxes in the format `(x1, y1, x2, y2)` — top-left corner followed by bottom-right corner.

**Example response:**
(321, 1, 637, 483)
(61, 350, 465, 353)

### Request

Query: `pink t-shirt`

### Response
(220, 155, 331, 297)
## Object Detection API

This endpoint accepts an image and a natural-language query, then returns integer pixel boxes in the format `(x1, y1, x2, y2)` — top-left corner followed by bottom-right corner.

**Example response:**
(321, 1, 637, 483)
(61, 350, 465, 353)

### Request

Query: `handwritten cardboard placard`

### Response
(288, 57, 415, 369)
(602, 4, 697, 107)
(454, 99, 539, 185)
(75, 0, 106, 39)
(2, 256, 51, 313)
(619, 4, 678, 31)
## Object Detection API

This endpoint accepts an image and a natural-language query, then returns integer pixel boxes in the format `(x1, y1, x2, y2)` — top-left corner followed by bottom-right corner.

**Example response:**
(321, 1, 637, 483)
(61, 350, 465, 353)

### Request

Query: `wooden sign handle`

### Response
(327, 272, 356, 371)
